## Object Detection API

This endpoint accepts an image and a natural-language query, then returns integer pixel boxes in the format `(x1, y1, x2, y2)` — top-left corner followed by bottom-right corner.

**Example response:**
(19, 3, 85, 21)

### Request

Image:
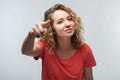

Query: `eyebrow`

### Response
(56, 15, 71, 21)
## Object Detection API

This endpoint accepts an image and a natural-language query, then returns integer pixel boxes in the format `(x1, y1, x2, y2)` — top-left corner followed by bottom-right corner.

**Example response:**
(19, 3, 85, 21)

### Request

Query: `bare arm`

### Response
(84, 67, 94, 80)
(21, 31, 41, 57)
(21, 20, 50, 57)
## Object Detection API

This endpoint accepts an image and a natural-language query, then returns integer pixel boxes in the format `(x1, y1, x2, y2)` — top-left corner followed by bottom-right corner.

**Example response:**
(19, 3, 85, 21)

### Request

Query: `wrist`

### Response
(28, 31, 36, 39)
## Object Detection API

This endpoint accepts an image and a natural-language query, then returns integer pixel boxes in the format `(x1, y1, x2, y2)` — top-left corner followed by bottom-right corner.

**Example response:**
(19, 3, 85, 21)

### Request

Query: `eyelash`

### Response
(57, 21, 63, 24)
(68, 17, 72, 21)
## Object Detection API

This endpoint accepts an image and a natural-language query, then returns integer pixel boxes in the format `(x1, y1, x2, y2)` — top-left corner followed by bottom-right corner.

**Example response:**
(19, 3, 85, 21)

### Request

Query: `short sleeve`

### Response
(34, 41, 45, 60)
(83, 43, 96, 68)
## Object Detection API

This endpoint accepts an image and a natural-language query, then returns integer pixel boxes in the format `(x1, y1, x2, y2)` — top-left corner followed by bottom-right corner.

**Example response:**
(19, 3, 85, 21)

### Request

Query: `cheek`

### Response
(53, 24, 64, 32)
(72, 22, 76, 28)
(54, 27, 65, 37)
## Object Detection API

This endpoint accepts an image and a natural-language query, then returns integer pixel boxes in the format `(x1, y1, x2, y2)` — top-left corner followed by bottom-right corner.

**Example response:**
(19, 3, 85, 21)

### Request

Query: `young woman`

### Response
(21, 3, 96, 80)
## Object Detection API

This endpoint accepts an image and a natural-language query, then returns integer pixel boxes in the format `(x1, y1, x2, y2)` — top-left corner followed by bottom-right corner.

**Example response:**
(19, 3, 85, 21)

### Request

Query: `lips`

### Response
(65, 28, 73, 32)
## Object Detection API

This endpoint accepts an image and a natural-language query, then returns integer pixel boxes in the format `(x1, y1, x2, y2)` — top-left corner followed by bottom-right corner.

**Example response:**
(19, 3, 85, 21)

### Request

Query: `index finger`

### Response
(41, 20, 50, 28)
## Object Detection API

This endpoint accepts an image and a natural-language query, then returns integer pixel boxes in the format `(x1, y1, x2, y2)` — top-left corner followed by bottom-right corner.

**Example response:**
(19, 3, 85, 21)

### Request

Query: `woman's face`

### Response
(52, 10, 76, 39)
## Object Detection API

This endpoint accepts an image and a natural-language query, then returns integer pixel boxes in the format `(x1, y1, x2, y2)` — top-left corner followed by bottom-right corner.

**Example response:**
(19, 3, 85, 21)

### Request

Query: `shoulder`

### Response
(79, 42, 92, 51)
(36, 41, 46, 48)
(77, 42, 94, 58)
(36, 41, 45, 45)
(34, 41, 47, 60)
(35, 41, 47, 53)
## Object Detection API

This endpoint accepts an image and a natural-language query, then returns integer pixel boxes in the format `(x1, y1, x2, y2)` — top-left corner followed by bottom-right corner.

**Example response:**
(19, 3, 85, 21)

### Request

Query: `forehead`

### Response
(52, 10, 70, 21)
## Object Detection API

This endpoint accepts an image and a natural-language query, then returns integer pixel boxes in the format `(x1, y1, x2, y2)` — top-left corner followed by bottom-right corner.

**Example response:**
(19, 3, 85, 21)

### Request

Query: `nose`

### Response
(65, 20, 70, 28)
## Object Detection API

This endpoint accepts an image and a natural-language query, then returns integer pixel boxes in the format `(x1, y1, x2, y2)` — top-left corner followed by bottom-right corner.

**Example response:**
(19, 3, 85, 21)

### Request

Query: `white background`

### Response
(0, 0, 120, 80)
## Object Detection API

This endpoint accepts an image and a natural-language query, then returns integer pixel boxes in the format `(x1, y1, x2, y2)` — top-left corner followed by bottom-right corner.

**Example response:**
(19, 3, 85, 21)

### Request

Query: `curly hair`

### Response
(40, 3, 84, 53)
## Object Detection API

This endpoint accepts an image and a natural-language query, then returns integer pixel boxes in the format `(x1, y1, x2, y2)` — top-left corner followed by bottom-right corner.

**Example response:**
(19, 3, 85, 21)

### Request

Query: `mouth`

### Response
(65, 28, 73, 33)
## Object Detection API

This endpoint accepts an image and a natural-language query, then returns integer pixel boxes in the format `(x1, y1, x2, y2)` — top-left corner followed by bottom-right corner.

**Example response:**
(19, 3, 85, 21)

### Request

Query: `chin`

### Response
(65, 33, 74, 37)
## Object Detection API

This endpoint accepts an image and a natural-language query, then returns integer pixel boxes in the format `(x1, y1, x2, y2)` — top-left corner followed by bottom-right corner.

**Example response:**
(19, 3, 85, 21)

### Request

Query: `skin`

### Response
(21, 10, 94, 80)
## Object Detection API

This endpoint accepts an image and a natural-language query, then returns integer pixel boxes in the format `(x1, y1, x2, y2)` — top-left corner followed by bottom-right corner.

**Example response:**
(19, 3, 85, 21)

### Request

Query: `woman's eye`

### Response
(57, 21, 63, 24)
(68, 17, 73, 21)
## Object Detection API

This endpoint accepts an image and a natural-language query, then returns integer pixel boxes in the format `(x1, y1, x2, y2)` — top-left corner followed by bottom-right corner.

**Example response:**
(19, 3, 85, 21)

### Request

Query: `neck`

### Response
(56, 37, 73, 51)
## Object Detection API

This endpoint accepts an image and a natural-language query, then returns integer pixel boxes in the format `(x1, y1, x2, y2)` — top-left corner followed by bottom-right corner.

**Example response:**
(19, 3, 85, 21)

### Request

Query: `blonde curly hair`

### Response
(40, 3, 84, 53)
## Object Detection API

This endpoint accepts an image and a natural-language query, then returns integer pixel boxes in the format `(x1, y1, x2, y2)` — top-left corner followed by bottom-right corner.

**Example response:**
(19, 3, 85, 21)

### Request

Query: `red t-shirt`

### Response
(34, 42, 96, 80)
